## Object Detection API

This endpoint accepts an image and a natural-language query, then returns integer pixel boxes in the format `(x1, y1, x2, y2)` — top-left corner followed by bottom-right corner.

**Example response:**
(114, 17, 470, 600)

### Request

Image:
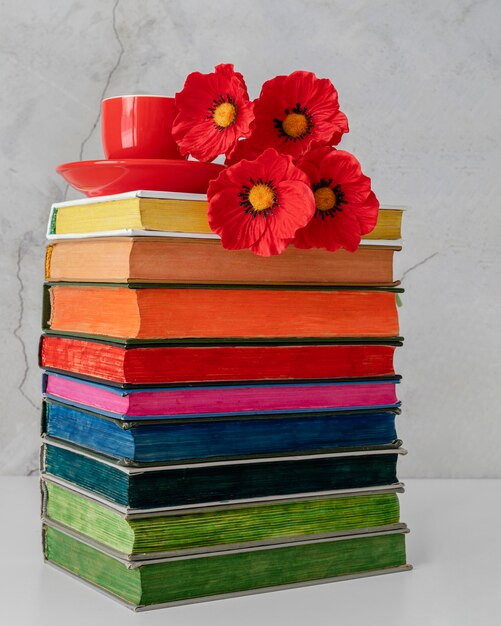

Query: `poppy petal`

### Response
(322, 150, 362, 185)
(326, 211, 364, 252)
(272, 180, 315, 237)
(249, 228, 293, 256)
(353, 191, 380, 235)
(225, 139, 263, 166)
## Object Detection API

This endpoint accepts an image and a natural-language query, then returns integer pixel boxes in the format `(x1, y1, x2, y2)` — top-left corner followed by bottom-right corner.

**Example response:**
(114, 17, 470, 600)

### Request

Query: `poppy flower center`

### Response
(248, 184, 275, 211)
(282, 113, 309, 138)
(238, 178, 278, 217)
(312, 179, 346, 219)
(314, 186, 336, 211)
(208, 95, 238, 130)
(213, 102, 237, 128)
(274, 104, 313, 141)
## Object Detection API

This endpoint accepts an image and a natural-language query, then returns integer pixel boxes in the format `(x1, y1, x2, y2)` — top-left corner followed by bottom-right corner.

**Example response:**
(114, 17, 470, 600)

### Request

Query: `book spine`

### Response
(45, 245, 54, 279)
(48, 207, 58, 235)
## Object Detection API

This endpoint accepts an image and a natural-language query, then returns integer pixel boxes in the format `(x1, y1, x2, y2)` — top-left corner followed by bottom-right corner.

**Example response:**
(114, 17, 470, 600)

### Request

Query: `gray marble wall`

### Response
(1, 0, 500, 475)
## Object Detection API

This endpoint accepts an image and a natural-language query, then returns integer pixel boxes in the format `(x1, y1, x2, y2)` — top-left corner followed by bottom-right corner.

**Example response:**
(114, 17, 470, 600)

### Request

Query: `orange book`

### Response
(44, 284, 401, 342)
(45, 238, 400, 286)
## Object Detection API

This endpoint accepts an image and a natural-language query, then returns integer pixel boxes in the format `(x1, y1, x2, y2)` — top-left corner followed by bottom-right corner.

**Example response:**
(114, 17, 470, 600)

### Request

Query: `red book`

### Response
(40, 335, 400, 386)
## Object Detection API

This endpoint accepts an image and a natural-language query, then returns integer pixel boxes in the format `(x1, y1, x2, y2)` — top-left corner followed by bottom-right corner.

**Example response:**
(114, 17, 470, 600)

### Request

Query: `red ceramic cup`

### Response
(101, 95, 184, 160)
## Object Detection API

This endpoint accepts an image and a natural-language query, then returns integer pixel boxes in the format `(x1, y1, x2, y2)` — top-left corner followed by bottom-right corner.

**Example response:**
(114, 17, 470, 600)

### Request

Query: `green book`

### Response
(42, 479, 405, 558)
(43, 524, 410, 610)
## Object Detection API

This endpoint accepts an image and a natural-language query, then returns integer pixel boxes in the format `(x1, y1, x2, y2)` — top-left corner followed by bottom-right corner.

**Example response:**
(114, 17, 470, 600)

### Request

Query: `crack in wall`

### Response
(13, 238, 39, 411)
(63, 0, 125, 199)
(77, 0, 125, 162)
(401, 252, 440, 281)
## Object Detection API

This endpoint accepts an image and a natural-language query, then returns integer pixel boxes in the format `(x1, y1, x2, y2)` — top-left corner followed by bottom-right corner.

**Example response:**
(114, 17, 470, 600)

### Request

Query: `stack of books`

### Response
(40, 191, 410, 610)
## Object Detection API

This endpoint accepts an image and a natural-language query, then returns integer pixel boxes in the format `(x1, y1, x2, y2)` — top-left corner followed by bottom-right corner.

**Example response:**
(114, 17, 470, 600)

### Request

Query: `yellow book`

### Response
(364, 208, 402, 240)
(48, 191, 403, 240)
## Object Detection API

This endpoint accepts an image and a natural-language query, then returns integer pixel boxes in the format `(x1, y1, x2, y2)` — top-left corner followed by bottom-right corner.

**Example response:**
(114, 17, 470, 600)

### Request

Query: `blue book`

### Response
(42, 400, 400, 465)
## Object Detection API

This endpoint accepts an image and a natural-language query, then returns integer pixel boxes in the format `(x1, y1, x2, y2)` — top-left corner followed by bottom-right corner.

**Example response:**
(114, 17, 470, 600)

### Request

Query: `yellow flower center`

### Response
(213, 102, 237, 128)
(282, 112, 309, 138)
(314, 186, 336, 211)
(248, 184, 276, 211)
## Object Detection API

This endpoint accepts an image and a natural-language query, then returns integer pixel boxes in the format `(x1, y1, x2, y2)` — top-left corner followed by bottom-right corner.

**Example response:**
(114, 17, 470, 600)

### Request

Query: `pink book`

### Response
(43, 373, 400, 419)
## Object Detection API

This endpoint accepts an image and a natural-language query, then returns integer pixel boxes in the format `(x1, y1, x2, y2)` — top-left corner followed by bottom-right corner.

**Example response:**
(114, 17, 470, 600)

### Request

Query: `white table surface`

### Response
(0, 477, 499, 625)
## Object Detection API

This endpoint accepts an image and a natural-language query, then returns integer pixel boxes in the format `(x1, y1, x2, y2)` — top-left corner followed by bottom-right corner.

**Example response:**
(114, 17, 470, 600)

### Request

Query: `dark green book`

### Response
(42, 479, 405, 558)
(43, 523, 410, 610)
(42, 439, 406, 510)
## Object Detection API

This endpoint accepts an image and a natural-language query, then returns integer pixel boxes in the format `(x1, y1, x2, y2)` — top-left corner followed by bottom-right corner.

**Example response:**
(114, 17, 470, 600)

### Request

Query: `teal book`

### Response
(41, 439, 406, 511)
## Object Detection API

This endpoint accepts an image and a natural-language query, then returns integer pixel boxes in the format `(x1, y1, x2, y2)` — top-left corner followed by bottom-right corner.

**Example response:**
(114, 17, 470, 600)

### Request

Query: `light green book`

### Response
(42, 479, 405, 558)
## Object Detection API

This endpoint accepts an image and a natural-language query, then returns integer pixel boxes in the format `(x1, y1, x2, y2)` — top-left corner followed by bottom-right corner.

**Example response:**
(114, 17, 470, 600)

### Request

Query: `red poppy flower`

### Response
(172, 64, 255, 162)
(294, 146, 379, 252)
(225, 112, 349, 168)
(245, 71, 348, 161)
(208, 148, 315, 256)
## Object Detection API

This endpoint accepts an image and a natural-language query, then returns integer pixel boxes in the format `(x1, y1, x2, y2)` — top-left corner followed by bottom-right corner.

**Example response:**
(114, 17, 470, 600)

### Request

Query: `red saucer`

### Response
(56, 159, 225, 197)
